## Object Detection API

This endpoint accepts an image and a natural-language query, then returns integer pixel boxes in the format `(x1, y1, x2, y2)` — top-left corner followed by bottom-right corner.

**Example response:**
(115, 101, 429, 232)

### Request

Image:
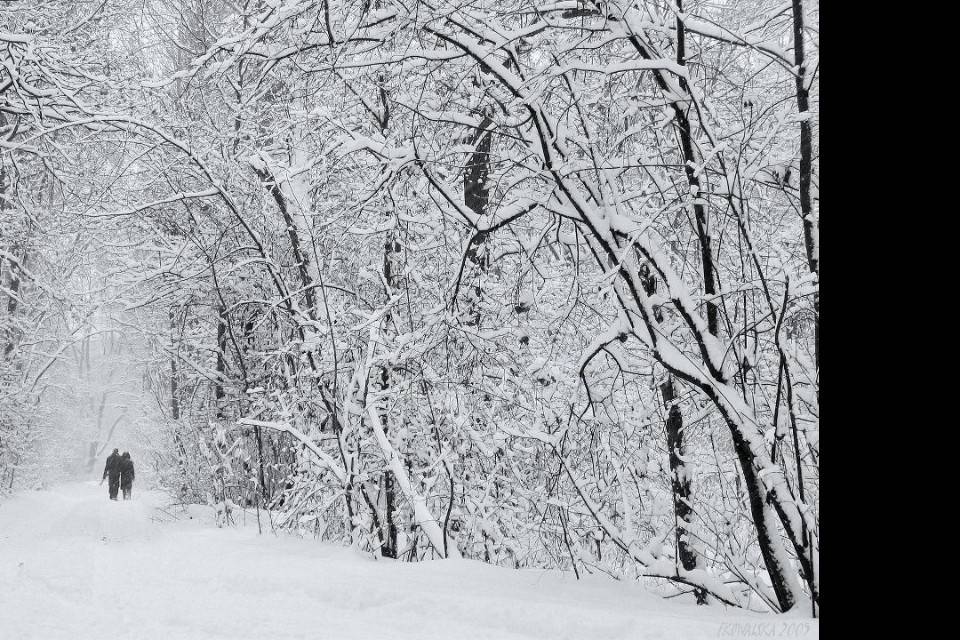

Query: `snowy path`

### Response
(0, 483, 817, 640)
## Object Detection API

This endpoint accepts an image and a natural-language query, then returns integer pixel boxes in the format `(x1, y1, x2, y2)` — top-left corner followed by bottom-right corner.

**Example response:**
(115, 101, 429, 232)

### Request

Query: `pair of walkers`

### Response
(101, 449, 135, 500)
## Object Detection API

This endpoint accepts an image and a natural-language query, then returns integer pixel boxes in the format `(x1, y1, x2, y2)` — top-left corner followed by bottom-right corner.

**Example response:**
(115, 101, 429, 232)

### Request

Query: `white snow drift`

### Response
(0, 483, 818, 640)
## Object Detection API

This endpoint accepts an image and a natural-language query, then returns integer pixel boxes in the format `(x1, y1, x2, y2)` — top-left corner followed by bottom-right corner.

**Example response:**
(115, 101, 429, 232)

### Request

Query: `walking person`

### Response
(100, 448, 122, 500)
(119, 451, 135, 500)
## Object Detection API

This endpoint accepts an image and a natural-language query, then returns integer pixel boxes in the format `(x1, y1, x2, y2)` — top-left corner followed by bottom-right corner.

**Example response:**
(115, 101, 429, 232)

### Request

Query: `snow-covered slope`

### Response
(0, 483, 817, 640)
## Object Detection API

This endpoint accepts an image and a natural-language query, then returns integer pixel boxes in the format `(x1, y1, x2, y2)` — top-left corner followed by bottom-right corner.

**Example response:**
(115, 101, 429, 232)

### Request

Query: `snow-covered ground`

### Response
(0, 483, 818, 640)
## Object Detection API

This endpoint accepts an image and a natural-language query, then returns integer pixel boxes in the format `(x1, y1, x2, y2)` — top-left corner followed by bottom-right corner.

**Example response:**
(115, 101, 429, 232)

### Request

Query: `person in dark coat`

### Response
(101, 448, 122, 500)
(119, 451, 135, 500)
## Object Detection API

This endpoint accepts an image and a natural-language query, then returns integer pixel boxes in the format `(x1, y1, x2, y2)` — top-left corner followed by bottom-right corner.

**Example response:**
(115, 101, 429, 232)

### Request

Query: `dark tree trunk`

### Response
(169, 309, 188, 496)
(215, 304, 227, 419)
(657, 6, 710, 605)
(644, 264, 707, 604)
(256, 168, 318, 320)
(170, 310, 181, 422)
(662, 380, 707, 604)
(728, 427, 799, 611)
(2, 248, 24, 360)
(674, 2, 718, 337)
(462, 113, 493, 326)
(792, 0, 819, 373)
(379, 233, 401, 559)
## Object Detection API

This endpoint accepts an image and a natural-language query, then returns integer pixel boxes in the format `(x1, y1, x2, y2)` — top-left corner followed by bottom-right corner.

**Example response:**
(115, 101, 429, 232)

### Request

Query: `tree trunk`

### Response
(462, 112, 493, 326)
(643, 264, 707, 605)
(674, 2, 718, 337)
(215, 304, 227, 419)
(792, 0, 819, 373)
(379, 234, 400, 559)
(169, 309, 188, 496)
(662, 380, 707, 604)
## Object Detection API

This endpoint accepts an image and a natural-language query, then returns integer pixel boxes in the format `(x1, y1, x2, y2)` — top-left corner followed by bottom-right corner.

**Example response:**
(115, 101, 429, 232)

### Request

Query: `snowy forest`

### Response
(1, 0, 819, 628)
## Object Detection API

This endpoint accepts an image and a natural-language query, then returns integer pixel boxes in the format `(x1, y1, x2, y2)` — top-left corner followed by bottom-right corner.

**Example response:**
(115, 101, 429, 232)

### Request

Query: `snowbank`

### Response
(0, 483, 818, 640)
